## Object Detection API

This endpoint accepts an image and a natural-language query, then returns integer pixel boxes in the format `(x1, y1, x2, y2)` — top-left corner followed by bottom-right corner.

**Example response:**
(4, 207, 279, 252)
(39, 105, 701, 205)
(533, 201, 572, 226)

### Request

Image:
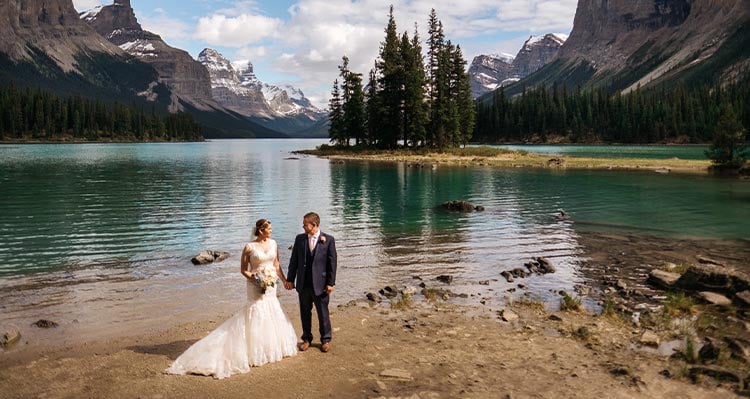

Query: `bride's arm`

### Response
(240, 244, 254, 281)
(274, 241, 288, 284)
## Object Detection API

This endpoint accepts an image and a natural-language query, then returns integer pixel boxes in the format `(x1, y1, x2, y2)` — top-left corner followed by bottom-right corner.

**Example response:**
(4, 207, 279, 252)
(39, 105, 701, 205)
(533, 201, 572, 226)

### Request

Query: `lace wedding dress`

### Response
(166, 240, 298, 379)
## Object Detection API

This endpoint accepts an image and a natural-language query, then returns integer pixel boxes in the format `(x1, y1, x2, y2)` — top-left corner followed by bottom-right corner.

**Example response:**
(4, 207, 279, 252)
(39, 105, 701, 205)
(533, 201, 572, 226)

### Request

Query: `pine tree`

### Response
(400, 26, 428, 147)
(343, 71, 366, 146)
(377, 5, 403, 148)
(453, 45, 474, 147)
(328, 79, 346, 145)
(365, 67, 382, 148)
(426, 9, 445, 147)
(706, 104, 747, 169)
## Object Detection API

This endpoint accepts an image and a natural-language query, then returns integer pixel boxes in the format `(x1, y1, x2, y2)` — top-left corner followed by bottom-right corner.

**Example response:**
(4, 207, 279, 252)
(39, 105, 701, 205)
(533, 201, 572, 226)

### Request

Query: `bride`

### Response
(166, 219, 298, 379)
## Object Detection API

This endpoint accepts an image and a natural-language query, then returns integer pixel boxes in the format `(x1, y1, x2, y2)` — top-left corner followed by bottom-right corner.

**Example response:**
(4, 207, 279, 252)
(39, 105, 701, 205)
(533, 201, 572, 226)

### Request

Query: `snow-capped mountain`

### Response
(512, 34, 568, 78)
(468, 54, 515, 98)
(469, 33, 567, 98)
(199, 48, 325, 132)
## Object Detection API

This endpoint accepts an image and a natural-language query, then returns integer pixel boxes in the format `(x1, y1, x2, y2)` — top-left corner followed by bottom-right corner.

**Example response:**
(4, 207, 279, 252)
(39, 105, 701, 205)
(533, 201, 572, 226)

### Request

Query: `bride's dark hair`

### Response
(253, 219, 271, 237)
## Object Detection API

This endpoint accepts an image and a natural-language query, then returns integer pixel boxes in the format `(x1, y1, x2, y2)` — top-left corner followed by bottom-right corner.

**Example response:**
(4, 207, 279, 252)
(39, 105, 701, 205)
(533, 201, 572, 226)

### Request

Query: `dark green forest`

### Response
(0, 84, 203, 141)
(474, 73, 750, 144)
(329, 8, 475, 149)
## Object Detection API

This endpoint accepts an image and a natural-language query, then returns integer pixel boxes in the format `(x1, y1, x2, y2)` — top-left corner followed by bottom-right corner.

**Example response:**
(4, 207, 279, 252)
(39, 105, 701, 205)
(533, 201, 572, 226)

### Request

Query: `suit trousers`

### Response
(299, 286, 331, 343)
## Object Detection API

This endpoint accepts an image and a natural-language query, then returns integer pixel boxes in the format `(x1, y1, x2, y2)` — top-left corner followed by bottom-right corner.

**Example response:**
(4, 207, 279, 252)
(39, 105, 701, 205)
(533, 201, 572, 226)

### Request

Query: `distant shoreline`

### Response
(297, 146, 713, 175)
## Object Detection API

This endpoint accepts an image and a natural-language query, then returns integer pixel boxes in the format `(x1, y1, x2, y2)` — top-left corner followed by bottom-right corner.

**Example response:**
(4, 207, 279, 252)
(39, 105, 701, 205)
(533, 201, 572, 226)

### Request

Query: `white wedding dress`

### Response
(166, 240, 298, 379)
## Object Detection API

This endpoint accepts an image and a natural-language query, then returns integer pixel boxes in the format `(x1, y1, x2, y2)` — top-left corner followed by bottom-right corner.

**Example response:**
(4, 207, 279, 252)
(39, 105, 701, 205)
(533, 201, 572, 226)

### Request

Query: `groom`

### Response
(285, 212, 337, 353)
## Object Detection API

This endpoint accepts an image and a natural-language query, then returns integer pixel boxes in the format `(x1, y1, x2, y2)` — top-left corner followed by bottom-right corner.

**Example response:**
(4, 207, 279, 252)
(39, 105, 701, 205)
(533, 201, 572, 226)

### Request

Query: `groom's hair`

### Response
(304, 212, 320, 226)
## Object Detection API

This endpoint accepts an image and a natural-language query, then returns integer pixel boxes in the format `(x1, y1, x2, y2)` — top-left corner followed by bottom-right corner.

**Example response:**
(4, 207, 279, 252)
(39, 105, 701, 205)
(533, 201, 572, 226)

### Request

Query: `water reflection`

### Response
(1, 141, 747, 347)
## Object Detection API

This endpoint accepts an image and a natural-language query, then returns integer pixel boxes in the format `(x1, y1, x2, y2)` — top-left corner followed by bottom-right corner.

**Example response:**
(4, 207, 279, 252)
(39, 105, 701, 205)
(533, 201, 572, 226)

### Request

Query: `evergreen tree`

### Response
(452, 45, 474, 147)
(328, 79, 346, 145)
(343, 71, 366, 146)
(365, 67, 383, 148)
(705, 104, 747, 169)
(376, 5, 403, 148)
(400, 26, 428, 147)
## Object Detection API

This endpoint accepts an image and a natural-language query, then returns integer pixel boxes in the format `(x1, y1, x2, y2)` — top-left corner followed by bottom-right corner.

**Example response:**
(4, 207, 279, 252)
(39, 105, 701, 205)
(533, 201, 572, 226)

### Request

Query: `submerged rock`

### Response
(441, 200, 485, 212)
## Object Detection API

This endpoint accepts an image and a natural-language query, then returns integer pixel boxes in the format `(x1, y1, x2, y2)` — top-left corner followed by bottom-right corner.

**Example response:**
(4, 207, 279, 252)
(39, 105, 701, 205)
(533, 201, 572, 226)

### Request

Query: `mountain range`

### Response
(197, 48, 326, 136)
(1, 0, 747, 141)
(468, 33, 567, 98)
(0, 0, 325, 139)
(495, 0, 750, 98)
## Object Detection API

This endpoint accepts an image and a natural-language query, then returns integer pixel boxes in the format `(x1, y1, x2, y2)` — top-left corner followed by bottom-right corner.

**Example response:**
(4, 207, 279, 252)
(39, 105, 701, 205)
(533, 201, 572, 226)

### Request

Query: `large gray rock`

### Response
(647, 269, 681, 289)
(191, 250, 230, 265)
(676, 264, 750, 296)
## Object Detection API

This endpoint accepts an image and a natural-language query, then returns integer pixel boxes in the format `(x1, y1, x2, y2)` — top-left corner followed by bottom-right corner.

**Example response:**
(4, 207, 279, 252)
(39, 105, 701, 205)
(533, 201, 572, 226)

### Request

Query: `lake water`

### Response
(0, 140, 747, 346)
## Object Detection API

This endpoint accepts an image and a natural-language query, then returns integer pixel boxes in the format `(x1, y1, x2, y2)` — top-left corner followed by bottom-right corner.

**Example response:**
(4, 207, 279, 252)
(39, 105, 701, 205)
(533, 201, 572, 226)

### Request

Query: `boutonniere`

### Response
(319, 236, 327, 243)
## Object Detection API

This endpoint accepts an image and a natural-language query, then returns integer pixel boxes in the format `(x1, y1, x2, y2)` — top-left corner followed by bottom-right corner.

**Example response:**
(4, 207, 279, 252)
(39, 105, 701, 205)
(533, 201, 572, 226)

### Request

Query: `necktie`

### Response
(309, 235, 315, 253)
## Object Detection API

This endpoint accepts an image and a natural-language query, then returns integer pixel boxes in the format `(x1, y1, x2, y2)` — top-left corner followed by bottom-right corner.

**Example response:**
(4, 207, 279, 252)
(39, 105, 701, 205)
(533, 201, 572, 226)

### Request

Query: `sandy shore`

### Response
(1, 293, 743, 399)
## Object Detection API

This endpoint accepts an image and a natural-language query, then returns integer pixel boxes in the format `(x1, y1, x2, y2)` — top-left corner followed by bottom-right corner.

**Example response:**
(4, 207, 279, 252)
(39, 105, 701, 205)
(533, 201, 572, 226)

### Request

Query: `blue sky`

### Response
(73, 1, 577, 107)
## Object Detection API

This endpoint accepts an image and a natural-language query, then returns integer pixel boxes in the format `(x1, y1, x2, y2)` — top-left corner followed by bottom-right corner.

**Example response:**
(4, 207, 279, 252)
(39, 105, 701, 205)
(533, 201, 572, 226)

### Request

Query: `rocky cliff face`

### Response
(82, 0, 212, 102)
(197, 48, 271, 116)
(199, 48, 325, 131)
(468, 54, 515, 98)
(0, 0, 123, 72)
(512, 34, 566, 78)
(469, 34, 566, 98)
(519, 0, 750, 93)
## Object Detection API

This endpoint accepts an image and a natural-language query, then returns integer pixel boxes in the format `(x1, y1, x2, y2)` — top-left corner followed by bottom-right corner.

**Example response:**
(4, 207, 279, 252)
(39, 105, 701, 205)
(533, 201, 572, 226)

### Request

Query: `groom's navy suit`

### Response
(288, 232, 337, 344)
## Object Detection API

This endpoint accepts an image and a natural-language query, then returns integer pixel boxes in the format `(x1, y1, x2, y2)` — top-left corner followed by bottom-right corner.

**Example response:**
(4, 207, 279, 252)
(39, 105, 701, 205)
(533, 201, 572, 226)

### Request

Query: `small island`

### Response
(298, 145, 716, 174)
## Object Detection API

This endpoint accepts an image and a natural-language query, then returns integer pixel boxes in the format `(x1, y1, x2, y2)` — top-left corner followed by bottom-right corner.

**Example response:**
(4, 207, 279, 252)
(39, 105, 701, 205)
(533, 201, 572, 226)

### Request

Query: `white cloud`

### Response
(195, 13, 282, 47)
(189, 0, 576, 107)
(268, 1, 576, 106)
(236, 46, 269, 61)
(140, 13, 193, 46)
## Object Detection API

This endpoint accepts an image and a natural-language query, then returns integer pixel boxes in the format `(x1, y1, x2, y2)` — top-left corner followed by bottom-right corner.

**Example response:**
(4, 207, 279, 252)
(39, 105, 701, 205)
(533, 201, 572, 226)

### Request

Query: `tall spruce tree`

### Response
(365, 67, 382, 148)
(343, 71, 366, 146)
(328, 79, 345, 145)
(453, 45, 475, 147)
(376, 5, 403, 148)
(426, 10, 445, 147)
(706, 103, 747, 169)
(401, 25, 428, 147)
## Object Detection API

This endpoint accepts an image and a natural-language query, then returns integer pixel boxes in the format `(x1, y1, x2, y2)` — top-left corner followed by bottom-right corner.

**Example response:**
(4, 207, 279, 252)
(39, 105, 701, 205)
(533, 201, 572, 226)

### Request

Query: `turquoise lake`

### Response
(0, 140, 747, 344)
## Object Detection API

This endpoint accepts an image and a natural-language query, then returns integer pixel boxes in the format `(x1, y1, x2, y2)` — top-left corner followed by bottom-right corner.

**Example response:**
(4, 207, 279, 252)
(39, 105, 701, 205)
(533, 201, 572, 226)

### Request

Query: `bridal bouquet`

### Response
(253, 267, 277, 294)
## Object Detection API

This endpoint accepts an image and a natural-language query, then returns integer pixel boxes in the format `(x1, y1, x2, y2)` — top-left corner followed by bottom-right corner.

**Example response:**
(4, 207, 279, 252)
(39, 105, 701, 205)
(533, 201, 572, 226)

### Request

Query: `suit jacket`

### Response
(288, 232, 337, 296)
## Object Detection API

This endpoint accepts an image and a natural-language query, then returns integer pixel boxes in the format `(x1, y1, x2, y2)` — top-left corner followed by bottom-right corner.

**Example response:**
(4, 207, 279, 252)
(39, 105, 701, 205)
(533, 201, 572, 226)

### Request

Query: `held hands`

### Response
(284, 281, 294, 290)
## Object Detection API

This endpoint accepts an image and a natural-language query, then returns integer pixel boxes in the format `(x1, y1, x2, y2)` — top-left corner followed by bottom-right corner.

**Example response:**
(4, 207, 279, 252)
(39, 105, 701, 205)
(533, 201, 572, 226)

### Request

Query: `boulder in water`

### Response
(191, 250, 230, 265)
(441, 200, 484, 212)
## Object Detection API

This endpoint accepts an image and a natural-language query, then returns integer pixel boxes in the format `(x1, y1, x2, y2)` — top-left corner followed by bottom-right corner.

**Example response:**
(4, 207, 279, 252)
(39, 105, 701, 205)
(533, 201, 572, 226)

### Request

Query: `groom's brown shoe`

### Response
(299, 341, 310, 351)
(321, 342, 331, 353)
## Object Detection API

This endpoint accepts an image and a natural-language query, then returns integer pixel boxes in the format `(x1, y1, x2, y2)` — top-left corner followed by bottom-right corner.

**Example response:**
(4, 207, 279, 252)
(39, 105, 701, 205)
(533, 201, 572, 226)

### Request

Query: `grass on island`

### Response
(297, 144, 712, 173)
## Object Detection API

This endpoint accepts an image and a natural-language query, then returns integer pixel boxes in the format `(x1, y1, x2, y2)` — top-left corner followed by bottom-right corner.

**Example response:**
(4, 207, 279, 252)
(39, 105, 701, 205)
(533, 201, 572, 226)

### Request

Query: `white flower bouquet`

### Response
(253, 267, 277, 294)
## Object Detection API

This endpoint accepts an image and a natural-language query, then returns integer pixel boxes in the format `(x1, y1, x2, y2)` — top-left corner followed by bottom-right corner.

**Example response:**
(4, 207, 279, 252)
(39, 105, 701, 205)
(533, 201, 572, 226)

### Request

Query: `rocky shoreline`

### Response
(2, 231, 748, 398)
